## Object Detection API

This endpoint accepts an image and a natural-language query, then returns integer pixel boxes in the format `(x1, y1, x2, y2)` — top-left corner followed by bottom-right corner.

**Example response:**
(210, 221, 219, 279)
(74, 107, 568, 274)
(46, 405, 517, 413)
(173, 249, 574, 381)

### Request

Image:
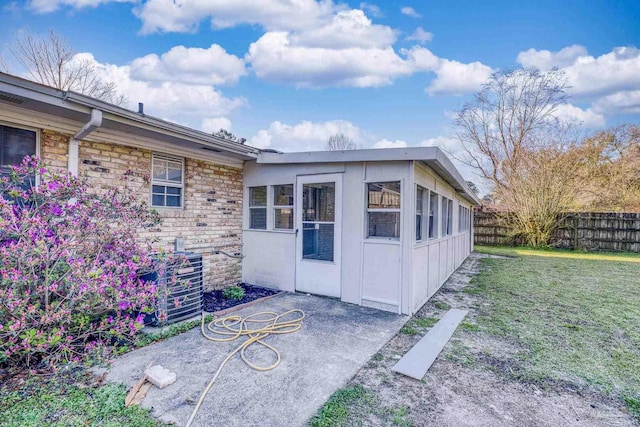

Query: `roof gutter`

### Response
(64, 92, 259, 157)
(68, 109, 102, 176)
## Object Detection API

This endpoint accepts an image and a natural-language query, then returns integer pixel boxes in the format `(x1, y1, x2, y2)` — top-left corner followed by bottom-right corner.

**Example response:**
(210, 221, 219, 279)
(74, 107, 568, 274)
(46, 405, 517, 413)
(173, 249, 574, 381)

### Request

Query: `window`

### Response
(249, 186, 267, 229)
(273, 184, 294, 230)
(441, 197, 453, 236)
(428, 191, 438, 239)
(459, 206, 471, 232)
(367, 181, 401, 239)
(441, 197, 448, 236)
(447, 199, 453, 235)
(151, 154, 184, 208)
(416, 186, 429, 241)
(1, 124, 37, 191)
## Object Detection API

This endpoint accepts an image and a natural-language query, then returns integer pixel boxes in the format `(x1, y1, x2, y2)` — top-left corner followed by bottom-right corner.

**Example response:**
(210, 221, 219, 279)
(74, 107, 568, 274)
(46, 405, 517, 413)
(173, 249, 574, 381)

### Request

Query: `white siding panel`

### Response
(362, 242, 401, 308)
(242, 230, 295, 291)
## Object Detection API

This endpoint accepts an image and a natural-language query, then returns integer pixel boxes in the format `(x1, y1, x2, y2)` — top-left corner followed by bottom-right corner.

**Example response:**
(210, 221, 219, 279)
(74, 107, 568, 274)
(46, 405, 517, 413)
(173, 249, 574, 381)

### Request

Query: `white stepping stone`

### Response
(392, 308, 468, 380)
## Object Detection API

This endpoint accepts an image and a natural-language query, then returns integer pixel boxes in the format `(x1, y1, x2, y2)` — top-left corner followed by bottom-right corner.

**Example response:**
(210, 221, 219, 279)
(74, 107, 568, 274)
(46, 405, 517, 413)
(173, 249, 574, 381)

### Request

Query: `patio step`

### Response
(392, 308, 468, 380)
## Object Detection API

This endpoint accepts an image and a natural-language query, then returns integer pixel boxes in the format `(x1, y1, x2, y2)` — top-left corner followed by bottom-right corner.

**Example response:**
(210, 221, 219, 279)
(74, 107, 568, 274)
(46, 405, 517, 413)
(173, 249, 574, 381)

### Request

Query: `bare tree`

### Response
(212, 129, 246, 144)
(455, 68, 572, 191)
(454, 68, 578, 246)
(7, 29, 125, 105)
(326, 133, 356, 150)
(0, 55, 10, 73)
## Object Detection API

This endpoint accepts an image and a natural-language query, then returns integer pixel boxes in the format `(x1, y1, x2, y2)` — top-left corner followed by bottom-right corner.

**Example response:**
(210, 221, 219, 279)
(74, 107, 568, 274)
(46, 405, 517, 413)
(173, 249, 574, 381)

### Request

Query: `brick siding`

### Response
(41, 130, 243, 290)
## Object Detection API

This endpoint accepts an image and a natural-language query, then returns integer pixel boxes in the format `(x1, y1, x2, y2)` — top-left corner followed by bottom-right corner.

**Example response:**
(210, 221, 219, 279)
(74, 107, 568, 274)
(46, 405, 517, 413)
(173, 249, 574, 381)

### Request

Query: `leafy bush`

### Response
(0, 157, 175, 370)
(222, 285, 245, 301)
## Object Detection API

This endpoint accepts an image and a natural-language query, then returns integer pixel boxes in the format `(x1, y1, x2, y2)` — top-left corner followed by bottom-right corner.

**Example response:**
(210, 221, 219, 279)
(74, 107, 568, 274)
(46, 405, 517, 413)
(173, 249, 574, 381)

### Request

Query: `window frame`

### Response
(151, 153, 185, 209)
(248, 185, 268, 230)
(428, 190, 439, 239)
(0, 121, 41, 187)
(415, 185, 429, 242)
(272, 183, 294, 231)
(447, 198, 454, 235)
(366, 181, 402, 240)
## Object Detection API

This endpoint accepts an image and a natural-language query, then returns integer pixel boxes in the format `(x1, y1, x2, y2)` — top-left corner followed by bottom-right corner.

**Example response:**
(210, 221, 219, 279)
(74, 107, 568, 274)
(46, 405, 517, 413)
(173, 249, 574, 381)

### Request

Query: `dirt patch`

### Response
(339, 253, 637, 427)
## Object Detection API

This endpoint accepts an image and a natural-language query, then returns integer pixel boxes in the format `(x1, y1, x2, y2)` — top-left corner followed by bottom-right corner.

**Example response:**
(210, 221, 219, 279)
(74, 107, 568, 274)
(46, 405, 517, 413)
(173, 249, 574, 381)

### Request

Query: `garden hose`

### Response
(184, 308, 305, 427)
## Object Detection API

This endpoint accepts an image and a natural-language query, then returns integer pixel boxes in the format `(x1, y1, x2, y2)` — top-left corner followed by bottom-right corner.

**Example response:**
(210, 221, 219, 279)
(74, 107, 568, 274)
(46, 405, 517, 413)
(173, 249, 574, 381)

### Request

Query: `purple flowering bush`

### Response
(0, 157, 169, 369)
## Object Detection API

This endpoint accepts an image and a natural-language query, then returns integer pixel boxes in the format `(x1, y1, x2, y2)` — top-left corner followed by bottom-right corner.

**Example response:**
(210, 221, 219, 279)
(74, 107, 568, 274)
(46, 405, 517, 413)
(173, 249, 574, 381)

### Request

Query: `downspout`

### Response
(68, 109, 102, 176)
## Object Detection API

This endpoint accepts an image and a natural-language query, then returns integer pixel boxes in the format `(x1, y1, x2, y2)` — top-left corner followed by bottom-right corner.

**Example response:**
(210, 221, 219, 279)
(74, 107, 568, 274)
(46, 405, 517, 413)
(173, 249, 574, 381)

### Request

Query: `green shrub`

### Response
(222, 285, 245, 300)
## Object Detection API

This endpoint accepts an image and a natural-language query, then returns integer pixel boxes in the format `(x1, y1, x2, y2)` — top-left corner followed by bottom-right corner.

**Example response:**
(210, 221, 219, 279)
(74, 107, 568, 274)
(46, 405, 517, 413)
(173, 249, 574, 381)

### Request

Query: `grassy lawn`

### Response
(310, 246, 640, 425)
(472, 246, 640, 418)
(0, 377, 164, 427)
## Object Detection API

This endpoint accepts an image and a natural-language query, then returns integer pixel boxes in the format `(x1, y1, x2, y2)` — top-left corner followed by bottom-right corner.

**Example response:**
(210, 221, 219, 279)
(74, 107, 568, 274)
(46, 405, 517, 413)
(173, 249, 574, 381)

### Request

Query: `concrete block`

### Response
(145, 365, 177, 389)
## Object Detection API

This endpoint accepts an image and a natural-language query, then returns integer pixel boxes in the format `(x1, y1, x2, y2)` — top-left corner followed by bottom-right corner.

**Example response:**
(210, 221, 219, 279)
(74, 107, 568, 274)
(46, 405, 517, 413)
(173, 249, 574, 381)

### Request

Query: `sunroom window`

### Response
(273, 184, 294, 230)
(249, 186, 267, 229)
(416, 186, 429, 241)
(367, 181, 401, 239)
(428, 191, 439, 239)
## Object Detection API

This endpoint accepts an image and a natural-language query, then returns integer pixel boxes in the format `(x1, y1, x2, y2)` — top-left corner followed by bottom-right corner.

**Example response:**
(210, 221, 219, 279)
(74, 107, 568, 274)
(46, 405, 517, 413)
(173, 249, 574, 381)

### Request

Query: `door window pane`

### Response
(303, 183, 335, 222)
(303, 223, 334, 261)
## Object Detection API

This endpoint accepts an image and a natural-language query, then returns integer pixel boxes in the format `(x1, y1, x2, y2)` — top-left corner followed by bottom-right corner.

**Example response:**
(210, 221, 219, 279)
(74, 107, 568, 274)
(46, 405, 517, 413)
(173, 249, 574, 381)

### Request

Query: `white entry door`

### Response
(295, 174, 342, 297)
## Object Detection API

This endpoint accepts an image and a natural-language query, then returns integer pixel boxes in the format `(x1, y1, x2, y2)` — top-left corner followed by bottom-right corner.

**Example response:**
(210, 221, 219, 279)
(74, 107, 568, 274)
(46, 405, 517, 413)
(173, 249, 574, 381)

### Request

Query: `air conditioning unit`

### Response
(141, 252, 203, 326)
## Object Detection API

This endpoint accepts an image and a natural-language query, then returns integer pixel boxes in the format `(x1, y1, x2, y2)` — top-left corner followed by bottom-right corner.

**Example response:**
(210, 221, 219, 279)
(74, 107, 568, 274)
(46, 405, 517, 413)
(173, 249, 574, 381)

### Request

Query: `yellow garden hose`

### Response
(184, 309, 305, 427)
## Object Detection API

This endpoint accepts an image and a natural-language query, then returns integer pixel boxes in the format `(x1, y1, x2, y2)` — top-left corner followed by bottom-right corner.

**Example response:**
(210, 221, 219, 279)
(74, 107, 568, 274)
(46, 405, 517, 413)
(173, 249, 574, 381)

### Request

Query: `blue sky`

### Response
(1, 0, 639, 187)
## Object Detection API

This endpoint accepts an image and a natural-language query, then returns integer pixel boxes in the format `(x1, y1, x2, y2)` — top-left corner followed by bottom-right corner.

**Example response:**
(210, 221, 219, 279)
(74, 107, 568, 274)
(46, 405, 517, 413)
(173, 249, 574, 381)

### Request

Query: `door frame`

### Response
(295, 173, 343, 297)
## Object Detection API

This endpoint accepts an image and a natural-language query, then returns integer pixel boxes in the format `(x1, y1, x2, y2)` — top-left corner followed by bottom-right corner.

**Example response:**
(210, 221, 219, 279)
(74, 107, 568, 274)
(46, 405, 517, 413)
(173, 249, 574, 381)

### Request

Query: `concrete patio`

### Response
(106, 292, 407, 426)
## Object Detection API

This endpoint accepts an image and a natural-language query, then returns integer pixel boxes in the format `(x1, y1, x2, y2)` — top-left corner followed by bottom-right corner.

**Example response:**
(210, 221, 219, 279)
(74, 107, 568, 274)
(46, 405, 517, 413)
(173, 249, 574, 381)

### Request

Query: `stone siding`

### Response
(40, 130, 243, 290)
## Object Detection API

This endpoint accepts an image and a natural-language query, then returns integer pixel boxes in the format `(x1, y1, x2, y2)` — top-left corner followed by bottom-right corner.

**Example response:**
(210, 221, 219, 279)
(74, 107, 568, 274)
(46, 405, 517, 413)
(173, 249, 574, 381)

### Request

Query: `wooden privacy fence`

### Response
(474, 211, 640, 252)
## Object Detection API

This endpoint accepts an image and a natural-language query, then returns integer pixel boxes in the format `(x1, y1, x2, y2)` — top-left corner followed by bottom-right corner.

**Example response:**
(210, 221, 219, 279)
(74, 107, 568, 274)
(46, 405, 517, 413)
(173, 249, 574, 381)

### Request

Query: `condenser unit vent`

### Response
(142, 252, 203, 326)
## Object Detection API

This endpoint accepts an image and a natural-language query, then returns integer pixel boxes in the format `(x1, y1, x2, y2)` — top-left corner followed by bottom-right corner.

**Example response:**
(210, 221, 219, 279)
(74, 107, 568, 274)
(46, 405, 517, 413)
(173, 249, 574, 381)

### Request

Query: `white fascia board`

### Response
(258, 147, 481, 205)
(257, 147, 440, 164)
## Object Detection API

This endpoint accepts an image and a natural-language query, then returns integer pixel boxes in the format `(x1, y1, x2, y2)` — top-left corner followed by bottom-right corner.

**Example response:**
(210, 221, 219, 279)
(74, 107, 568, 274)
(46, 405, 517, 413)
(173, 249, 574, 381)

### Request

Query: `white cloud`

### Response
(554, 104, 606, 128)
(406, 27, 432, 44)
(516, 45, 640, 118)
(73, 53, 246, 127)
(400, 6, 420, 18)
(517, 44, 588, 70)
(246, 31, 414, 88)
(592, 90, 640, 115)
(359, 2, 383, 18)
(27, 0, 132, 13)
(407, 46, 493, 95)
(373, 139, 408, 149)
(564, 46, 640, 98)
(420, 135, 462, 154)
(249, 120, 366, 151)
(517, 45, 640, 98)
(289, 9, 397, 49)
(134, 0, 336, 34)
(427, 58, 493, 95)
(130, 44, 246, 86)
(201, 117, 232, 133)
